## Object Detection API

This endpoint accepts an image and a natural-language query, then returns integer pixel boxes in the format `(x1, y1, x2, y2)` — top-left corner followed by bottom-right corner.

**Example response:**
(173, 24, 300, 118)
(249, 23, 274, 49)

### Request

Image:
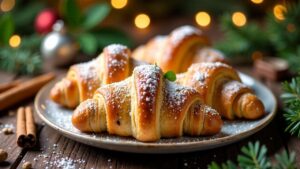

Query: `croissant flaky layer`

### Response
(72, 65, 222, 142)
(177, 62, 265, 120)
(50, 44, 143, 108)
(132, 25, 226, 73)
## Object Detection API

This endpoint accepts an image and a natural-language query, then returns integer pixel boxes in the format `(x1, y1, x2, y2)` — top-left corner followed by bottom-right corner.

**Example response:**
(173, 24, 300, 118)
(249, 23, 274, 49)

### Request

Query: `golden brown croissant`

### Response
(72, 65, 222, 142)
(176, 62, 265, 120)
(132, 25, 226, 73)
(50, 44, 143, 108)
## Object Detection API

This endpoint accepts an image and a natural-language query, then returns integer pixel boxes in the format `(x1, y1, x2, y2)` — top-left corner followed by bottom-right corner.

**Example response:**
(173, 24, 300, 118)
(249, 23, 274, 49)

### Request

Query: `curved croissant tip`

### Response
(72, 99, 96, 132)
(243, 94, 265, 120)
(202, 107, 223, 135)
(50, 84, 62, 104)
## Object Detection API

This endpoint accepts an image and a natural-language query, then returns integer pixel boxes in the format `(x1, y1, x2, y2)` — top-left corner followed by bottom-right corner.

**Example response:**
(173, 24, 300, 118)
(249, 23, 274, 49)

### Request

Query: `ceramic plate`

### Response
(35, 73, 277, 154)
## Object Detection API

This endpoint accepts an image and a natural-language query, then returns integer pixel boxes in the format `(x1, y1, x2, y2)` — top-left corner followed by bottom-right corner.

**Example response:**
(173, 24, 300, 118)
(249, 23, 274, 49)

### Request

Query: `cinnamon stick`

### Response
(0, 73, 55, 111)
(17, 107, 27, 147)
(0, 80, 21, 93)
(16, 106, 36, 148)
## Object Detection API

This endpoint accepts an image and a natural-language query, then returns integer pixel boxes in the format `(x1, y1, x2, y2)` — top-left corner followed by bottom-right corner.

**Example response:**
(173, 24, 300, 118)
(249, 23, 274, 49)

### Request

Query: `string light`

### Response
(0, 0, 15, 12)
(9, 35, 21, 48)
(134, 13, 150, 29)
(250, 0, 263, 4)
(195, 11, 211, 27)
(232, 12, 247, 27)
(111, 0, 127, 9)
(273, 4, 286, 20)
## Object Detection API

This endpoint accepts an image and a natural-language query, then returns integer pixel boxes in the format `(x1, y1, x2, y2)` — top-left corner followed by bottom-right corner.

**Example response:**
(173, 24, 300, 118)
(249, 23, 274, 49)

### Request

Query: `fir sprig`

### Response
(214, 1, 300, 72)
(208, 141, 296, 169)
(281, 76, 300, 137)
(0, 47, 42, 75)
(0, 35, 42, 75)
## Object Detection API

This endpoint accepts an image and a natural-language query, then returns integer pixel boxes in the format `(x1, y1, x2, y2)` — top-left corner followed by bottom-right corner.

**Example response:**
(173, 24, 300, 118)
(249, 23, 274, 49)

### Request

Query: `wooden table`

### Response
(0, 67, 299, 169)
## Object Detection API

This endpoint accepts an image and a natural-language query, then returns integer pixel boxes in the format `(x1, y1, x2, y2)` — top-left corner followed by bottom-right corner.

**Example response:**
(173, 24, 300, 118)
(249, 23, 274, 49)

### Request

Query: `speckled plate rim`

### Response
(35, 72, 277, 154)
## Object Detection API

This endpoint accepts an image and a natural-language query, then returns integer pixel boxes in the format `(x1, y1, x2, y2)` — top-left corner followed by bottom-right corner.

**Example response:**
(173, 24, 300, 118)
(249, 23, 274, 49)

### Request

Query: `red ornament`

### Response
(35, 9, 58, 34)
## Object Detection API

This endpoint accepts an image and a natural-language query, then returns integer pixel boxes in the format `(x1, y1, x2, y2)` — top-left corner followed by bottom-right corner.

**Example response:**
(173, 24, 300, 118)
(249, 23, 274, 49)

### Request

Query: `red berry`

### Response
(35, 9, 58, 34)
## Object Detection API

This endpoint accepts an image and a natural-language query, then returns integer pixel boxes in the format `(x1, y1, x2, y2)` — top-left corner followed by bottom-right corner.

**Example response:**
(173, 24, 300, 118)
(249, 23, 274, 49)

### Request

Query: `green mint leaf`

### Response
(83, 3, 110, 30)
(164, 71, 176, 82)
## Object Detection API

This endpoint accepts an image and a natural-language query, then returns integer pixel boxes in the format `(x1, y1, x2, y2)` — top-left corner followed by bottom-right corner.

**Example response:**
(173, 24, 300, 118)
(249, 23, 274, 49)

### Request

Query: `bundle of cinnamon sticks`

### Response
(17, 106, 36, 148)
(0, 73, 56, 148)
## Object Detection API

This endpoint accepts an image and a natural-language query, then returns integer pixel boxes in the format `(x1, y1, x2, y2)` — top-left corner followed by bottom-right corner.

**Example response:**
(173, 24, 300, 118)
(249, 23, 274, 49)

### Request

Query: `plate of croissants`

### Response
(35, 26, 277, 153)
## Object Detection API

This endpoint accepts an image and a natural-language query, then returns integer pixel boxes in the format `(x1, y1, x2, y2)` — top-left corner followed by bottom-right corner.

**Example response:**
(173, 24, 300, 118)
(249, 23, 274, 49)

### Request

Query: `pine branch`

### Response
(0, 47, 42, 75)
(281, 76, 300, 137)
(237, 141, 271, 169)
(274, 151, 296, 169)
(208, 141, 296, 169)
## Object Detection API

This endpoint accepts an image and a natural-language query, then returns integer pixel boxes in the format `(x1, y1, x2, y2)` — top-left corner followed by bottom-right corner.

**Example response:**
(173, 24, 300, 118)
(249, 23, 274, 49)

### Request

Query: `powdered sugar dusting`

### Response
(75, 99, 97, 116)
(105, 44, 129, 78)
(134, 65, 161, 109)
(170, 25, 201, 45)
(165, 81, 197, 115)
(202, 105, 219, 116)
(223, 81, 249, 96)
(103, 78, 131, 111)
(193, 71, 207, 83)
(105, 44, 128, 56)
(74, 59, 100, 98)
(199, 62, 230, 70)
(0, 123, 15, 129)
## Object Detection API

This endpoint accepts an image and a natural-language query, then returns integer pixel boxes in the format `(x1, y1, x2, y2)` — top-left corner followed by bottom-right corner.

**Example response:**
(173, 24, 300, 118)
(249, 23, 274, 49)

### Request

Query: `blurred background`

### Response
(0, 0, 298, 75)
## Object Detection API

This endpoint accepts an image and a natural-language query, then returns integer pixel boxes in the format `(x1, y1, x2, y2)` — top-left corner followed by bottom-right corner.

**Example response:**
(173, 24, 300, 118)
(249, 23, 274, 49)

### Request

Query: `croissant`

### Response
(176, 62, 265, 120)
(72, 65, 222, 142)
(50, 44, 143, 108)
(132, 25, 226, 73)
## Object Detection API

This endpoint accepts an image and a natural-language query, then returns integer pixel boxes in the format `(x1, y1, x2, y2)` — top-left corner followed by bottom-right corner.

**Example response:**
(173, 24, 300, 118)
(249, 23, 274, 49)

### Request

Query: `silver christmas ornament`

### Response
(41, 20, 78, 66)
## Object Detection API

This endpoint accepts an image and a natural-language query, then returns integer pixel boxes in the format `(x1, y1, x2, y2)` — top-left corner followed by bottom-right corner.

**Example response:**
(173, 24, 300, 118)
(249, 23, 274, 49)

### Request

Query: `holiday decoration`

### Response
(41, 20, 78, 67)
(35, 9, 59, 34)
(253, 57, 289, 82)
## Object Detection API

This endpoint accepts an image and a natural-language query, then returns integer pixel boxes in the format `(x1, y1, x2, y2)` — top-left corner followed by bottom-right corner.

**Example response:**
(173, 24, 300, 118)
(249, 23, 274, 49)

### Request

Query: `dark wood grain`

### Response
(0, 73, 22, 169)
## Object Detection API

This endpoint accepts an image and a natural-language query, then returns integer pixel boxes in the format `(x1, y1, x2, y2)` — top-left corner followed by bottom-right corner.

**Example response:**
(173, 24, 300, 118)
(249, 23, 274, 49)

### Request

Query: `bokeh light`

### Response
(0, 0, 15, 12)
(9, 35, 21, 48)
(134, 14, 150, 29)
(232, 12, 247, 27)
(111, 0, 128, 9)
(195, 11, 211, 27)
(250, 0, 263, 4)
(273, 4, 286, 20)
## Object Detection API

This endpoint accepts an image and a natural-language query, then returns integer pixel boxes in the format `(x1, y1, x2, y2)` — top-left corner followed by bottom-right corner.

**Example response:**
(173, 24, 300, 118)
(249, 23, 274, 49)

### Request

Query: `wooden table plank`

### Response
(0, 107, 24, 169)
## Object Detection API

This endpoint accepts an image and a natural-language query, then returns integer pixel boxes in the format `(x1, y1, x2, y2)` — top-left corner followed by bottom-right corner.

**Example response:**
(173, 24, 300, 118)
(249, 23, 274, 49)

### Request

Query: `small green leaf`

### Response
(78, 33, 98, 55)
(164, 71, 176, 82)
(13, 2, 45, 34)
(0, 14, 14, 45)
(83, 3, 110, 30)
(63, 0, 82, 27)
